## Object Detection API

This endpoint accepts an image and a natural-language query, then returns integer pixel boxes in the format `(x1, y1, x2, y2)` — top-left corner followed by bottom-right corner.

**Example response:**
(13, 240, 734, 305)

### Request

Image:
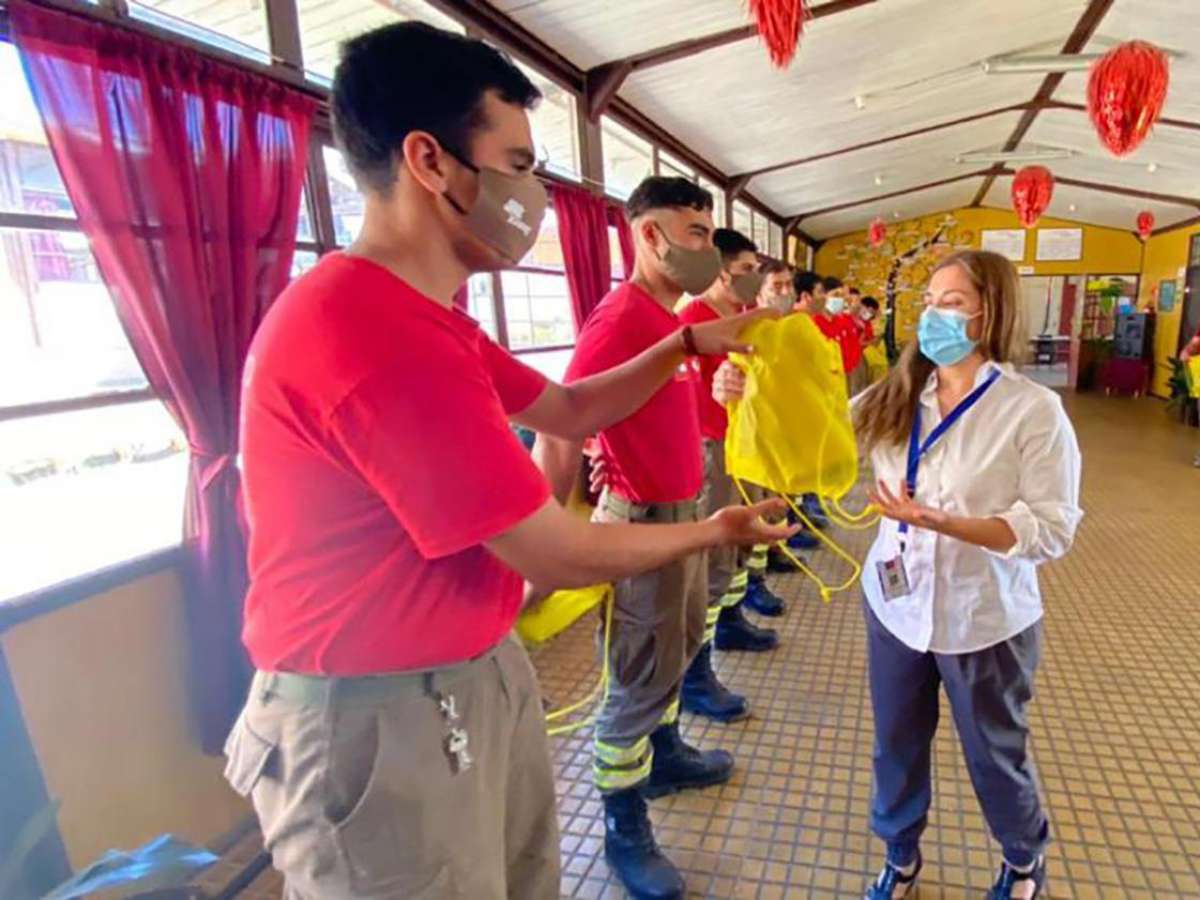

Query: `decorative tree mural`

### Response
(833, 213, 976, 359)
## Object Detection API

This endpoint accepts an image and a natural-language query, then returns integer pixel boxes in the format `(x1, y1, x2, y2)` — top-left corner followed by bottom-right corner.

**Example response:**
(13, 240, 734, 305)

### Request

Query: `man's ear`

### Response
(401, 130, 453, 196)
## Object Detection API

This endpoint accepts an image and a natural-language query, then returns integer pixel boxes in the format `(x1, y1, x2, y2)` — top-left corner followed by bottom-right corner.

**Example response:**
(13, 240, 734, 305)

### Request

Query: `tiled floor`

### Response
(216, 393, 1200, 898)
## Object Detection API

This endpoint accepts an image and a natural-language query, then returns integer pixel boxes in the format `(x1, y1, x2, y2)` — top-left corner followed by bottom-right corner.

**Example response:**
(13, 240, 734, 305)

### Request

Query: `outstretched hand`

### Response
(709, 498, 799, 547)
(690, 306, 780, 356)
(866, 480, 948, 531)
(712, 359, 747, 406)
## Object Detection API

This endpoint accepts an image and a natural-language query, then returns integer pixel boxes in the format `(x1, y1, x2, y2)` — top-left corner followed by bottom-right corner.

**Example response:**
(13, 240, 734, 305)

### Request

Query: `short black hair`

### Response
(861, 296, 880, 310)
(822, 275, 844, 292)
(847, 286, 861, 297)
(626, 176, 714, 221)
(759, 258, 790, 275)
(794, 270, 823, 296)
(332, 22, 540, 192)
(712, 228, 757, 263)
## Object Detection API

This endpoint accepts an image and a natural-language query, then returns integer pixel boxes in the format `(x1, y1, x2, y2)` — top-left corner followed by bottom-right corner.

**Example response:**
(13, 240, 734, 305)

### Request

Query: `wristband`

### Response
(680, 325, 700, 357)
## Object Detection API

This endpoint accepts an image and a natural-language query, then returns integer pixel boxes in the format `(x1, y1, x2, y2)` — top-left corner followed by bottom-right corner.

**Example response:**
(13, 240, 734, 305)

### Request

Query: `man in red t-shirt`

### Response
(226, 24, 790, 900)
(677, 228, 780, 726)
(536, 178, 782, 899)
(817, 275, 865, 377)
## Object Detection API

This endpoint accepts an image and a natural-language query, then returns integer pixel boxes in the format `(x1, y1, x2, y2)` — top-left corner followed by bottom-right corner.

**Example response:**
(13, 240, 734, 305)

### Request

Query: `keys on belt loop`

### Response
(435, 689, 473, 775)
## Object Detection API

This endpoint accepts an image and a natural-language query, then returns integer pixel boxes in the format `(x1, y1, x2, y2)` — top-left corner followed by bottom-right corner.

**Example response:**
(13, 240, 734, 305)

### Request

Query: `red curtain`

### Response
(11, 1, 316, 751)
(607, 203, 635, 280)
(552, 183, 614, 329)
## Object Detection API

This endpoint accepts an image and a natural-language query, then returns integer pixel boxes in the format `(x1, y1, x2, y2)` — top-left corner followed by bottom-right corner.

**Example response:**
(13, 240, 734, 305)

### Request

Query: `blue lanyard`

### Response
(899, 368, 1001, 540)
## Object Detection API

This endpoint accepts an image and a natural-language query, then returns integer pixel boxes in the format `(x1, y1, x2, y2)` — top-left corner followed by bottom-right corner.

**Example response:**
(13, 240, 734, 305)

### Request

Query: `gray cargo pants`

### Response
(865, 601, 1049, 869)
(591, 490, 707, 792)
(223, 636, 560, 899)
(698, 439, 751, 642)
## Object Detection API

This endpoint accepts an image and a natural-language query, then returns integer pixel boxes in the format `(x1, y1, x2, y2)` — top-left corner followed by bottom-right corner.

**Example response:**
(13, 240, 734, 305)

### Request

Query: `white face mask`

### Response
(825, 295, 846, 315)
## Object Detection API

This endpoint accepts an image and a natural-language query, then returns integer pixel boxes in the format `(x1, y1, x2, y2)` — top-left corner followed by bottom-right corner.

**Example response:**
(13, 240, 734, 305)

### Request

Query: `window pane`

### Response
(296, 186, 315, 242)
(608, 226, 627, 280)
(518, 208, 564, 271)
(516, 63, 579, 179)
(732, 202, 752, 239)
(130, 0, 270, 60)
(467, 273, 498, 340)
(500, 271, 574, 350)
(291, 249, 320, 279)
(699, 179, 725, 228)
(752, 212, 769, 252)
(769, 223, 782, 260)
(0, 401, 187, 602)
(601, 116, 653, 201)
(658, 151, 694, 181)
(323, 146, 364, 246)
(0, 44, 73, 218)
(0, 227, 149, 408)
(298, 0, 464, 81)
(512, 348, 573, 382)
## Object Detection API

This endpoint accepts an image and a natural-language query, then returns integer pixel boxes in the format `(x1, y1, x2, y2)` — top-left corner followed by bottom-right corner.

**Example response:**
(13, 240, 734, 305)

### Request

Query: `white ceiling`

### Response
(497, 0, 1200, 240)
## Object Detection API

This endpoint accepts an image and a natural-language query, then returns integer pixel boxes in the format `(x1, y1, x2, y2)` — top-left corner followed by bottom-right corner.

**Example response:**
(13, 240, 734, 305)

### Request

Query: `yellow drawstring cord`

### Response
(545, 588, 614, 736)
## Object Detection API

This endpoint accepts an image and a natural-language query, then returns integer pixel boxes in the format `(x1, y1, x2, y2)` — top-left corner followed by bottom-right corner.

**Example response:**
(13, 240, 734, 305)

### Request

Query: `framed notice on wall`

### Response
(1158, 279, 1177, 312)
(981, 229, 1027, 262)
(1036, 228, 1083, 261)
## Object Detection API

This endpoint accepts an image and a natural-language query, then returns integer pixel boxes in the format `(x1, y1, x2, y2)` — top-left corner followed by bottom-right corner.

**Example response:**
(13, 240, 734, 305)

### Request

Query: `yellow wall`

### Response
(1138, 222, 1200, 396)
(815, 206, 1144, 343)
(2, 570, 248, 869)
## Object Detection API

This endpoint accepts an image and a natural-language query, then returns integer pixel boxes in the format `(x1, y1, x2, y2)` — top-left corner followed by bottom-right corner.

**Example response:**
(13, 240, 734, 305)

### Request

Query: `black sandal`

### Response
(986, 856, 1046, 899)
(864, 852, 922, 899)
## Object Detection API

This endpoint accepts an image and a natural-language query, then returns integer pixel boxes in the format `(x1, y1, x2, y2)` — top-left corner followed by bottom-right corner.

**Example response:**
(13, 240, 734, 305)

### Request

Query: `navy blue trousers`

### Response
(865, 602, 1049, 868)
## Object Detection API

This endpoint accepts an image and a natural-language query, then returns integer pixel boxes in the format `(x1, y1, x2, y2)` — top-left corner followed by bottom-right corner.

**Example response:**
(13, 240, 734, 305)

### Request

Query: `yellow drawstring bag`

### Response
(725, 314, 878, 602)
(1186, 357, 1200, 399)
(863, 341, 889, 384)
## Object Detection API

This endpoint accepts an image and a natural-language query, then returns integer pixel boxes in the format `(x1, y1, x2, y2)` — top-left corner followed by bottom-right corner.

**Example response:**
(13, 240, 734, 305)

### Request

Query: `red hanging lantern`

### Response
(1011, 166, 1054, 228)
(868, 217, 887, 248)
(750, 0, 808, 69)
(1087, 41, 1170, 157)
(1137, 210, 1155, 240)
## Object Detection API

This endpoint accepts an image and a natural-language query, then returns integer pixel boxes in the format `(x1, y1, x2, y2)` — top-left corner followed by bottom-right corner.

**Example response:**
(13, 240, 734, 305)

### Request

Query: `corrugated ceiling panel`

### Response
(804, 179, 984, 240)
(982, 179, 1196, 234)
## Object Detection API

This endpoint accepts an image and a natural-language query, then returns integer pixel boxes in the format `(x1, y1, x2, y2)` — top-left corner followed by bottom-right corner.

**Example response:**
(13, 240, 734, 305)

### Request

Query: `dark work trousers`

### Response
(864, 601, 1049, 869)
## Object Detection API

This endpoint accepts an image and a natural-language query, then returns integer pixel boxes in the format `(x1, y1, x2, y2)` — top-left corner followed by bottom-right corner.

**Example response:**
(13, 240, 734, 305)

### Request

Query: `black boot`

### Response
(681, 644, 749, 722)
(715, 602, 779, 651)
(643, 722, 734, 799)
(603, 788, 685, 900)
(743, 576, 785, 617)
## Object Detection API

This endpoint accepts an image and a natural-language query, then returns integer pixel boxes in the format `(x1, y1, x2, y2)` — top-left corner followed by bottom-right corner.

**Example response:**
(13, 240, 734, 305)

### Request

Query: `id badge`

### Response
(876, 555, 911, 601)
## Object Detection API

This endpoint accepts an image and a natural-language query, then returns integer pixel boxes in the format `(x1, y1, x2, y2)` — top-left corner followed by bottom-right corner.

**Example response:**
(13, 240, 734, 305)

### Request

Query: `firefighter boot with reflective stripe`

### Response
(643, 722, 734, 799)
(715, 602, 779, 652)
(603, 788, 685, 900)
(681, 643, 749, 722)
(743, 576, 785, 617)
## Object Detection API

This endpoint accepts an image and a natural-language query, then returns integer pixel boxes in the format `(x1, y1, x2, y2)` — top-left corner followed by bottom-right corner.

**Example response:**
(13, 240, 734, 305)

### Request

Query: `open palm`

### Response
(866, 480, 948, 530)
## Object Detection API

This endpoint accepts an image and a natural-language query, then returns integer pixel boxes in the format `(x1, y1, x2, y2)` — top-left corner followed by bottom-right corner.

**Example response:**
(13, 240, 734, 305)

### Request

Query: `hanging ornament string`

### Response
(1136, 210, 1155, 241)
(1011, 165, 1054, 228)
(1087, 41, 1170, 157)
(750, 0, 809, 69)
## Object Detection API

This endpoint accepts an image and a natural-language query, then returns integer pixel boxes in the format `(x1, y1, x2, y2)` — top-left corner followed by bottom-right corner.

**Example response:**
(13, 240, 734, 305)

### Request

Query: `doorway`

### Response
(1021, 275, 1070, 388)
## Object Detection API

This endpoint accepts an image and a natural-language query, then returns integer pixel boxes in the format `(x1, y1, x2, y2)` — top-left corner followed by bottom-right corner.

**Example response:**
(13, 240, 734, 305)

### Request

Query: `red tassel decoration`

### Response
(868, 217, 887, 248)
(750, 0, 808, 69)
(1136, 210, 1155, 240)
(1087, 41, 1170, 157)
(1011, 166, 1054, 228)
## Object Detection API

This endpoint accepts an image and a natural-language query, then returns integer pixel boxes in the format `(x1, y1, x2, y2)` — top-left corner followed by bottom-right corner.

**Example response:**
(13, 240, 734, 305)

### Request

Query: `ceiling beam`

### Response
(971, 0, 1116, 205)
(1041, 100, 1200, 132)
(1152, 213, 1200, 237)
(733, 102, 1034, 181)
(795, 170, 995, 221)
(584, 61, 632, 122)
(581, 0, 876, 120)
(991, 168, 1200, 209)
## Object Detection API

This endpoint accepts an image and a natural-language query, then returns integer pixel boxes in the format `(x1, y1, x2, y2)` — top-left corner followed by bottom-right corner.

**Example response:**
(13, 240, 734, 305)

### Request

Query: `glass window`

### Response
(297, 0, 464, 81)
(769, 223, 783, 260)
(608, 225, 627, 281)
(752, 211, 769, 254)
(1, 401, 188, 601)
(466, 273, 498, 340)
(658, 151, 695, 181)
(732, 202, 752, 240)
(699, 178, 725, 228)
(0, 48, 73, 218)
(129, 0, 270, 61)
(601, 116, 653, 201)
(512, 348, 573, 382)
(500, 271, 574, 350)
(516, 62, 579, 180)
(291, 249, 320, 279)
(322, 146, 364, 246)
(518, 208, 564, 271)
(296, 186, 315, 242)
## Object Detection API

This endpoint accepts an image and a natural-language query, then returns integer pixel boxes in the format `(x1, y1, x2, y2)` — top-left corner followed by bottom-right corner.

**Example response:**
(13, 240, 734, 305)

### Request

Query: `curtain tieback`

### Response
(190, 447, 238, 492)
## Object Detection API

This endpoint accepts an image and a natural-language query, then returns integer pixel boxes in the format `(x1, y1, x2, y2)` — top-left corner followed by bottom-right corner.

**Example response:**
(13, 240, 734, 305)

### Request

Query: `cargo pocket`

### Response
(223, 714, 277, 798)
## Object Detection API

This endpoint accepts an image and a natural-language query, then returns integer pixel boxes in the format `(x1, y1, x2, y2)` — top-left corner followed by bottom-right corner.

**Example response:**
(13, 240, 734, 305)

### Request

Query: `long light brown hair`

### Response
(853, 249, 1026, 450)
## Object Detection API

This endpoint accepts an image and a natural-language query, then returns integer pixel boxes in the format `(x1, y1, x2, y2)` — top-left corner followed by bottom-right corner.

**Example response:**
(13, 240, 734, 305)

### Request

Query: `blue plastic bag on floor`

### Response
(42, 834, 217, 899)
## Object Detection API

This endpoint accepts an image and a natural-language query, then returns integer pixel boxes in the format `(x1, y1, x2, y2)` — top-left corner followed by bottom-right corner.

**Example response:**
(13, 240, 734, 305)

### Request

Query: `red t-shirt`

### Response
(566, 282, 702, 504)
(815, 312, 863, 374)
(854, 316, 876, 345)
(240, 253, 550, 675)
(677, 298, 730, 441)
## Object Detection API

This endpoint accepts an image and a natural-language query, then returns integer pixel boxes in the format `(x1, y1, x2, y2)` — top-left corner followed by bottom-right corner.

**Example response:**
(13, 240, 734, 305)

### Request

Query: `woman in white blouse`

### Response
(855, 250, 1082, 900)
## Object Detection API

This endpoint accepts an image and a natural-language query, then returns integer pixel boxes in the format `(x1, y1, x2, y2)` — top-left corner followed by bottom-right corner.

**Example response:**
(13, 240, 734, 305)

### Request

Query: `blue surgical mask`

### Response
(825, 296, 846, 315)
(918, 307, 980, 366)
